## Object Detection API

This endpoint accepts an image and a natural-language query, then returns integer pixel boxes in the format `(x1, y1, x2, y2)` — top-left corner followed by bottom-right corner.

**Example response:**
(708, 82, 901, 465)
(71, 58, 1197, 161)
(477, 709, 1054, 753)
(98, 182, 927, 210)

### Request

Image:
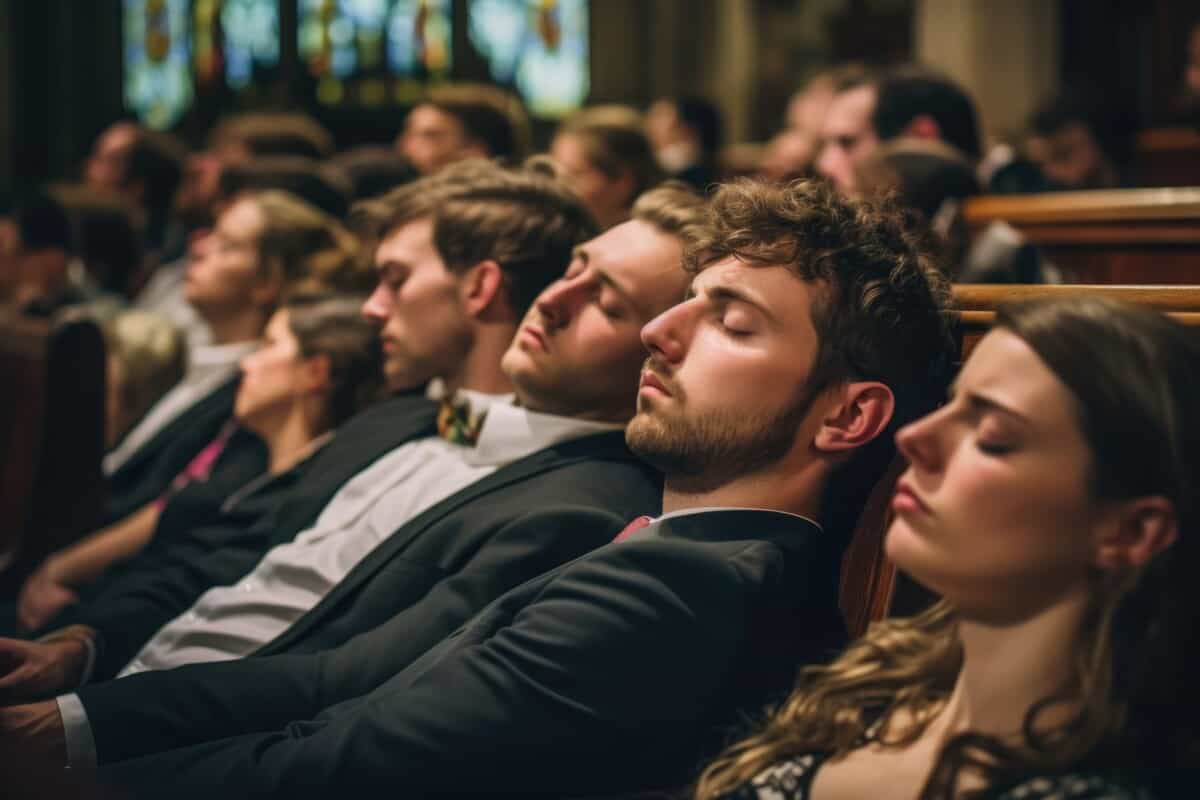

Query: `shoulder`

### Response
(714, 753, 824, 800)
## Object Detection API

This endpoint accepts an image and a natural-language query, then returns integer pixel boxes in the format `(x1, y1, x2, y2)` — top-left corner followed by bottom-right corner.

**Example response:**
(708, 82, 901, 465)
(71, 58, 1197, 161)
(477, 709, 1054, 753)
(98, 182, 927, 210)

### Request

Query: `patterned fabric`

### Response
(436, 396, 487, 446)
(723, 752, 1155, 800)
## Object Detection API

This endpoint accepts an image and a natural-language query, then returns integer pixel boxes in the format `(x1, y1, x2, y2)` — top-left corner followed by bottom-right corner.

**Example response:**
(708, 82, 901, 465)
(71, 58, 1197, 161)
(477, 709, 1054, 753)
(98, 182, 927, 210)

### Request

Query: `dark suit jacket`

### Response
(96, 510, 845, 799)
(78, 429, 662, 739)
(66, 394, 440, 679)
(101, 377, 249, 526)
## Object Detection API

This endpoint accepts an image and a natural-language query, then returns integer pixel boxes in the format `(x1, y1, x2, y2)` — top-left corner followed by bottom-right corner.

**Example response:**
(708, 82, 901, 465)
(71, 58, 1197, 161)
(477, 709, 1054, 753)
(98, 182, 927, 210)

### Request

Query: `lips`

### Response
(518, 325, 548, 352)
(892, 479, 930, 515)
(639, 370, 672, 397)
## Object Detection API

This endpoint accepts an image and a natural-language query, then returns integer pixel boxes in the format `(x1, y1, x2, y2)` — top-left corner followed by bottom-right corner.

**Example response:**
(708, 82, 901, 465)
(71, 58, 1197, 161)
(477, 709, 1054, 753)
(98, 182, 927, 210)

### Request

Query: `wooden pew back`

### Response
(963, 188, 1200, 285)
(0, 311, 106, 595)
(839, 283, 1200, 638)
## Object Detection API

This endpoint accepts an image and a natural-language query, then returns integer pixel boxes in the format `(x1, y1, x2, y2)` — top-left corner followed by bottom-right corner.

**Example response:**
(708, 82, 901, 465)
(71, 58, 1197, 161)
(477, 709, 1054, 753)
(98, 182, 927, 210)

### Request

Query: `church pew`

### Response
(0, 310, 106, 598)
(1138, 127, 1200, 188)
(963, 188, 1200, 284)
(839, 283, 1200, 637)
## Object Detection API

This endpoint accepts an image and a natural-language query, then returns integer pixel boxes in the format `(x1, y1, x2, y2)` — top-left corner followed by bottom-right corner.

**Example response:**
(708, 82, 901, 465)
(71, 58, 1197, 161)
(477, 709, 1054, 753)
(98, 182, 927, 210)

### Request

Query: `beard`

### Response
(625, 389, 813, 494)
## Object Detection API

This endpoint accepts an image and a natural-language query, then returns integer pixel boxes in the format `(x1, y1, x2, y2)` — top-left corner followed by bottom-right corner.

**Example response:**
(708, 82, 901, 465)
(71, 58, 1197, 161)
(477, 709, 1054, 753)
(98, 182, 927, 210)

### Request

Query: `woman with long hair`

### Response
(697, 297, 1198, 799)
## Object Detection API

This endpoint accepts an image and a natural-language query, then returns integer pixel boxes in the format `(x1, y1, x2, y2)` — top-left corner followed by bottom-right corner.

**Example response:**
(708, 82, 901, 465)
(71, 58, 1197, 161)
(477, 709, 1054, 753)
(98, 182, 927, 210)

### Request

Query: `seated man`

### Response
(817, 66, 982, 196)
(3, 179, 954, 798)
(396, 83, 528, 175)
(0, 170, 700, 701)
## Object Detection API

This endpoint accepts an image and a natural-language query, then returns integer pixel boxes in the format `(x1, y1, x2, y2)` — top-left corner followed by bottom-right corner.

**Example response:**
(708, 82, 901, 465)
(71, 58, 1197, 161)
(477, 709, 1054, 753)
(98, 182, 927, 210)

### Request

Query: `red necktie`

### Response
(614, 515, 654, 542)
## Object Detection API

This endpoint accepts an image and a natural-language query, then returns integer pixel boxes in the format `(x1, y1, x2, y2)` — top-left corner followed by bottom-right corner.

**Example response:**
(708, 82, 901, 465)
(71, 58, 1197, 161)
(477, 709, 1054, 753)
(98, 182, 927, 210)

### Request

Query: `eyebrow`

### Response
(573, 247, 650, 317)
(686, 281, 776, 323)
(949, 383, 1034, 428)
(374, 258, 409, 275)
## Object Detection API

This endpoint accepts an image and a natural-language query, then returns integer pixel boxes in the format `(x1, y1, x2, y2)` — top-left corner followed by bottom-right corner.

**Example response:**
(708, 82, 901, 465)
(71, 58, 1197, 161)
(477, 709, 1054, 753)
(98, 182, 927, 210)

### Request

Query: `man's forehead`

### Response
(824, 86, 876, 131)
(690, 259, 816, 313)
(374, 217, 435, 265)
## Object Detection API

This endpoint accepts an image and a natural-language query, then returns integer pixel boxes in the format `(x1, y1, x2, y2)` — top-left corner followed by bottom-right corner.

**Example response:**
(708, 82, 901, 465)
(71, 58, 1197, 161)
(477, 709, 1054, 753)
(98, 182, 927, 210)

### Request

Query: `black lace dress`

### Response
(721, 753, 1155, 800)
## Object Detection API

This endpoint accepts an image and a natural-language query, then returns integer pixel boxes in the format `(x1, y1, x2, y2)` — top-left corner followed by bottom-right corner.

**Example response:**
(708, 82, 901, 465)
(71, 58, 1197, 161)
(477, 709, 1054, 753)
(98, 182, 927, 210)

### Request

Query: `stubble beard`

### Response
(625, 393, 812, 494)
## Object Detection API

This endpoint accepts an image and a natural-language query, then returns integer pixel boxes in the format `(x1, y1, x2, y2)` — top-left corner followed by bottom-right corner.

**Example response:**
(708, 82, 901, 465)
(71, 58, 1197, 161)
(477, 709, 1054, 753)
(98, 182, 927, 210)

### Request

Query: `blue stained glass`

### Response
(123, 0, 194, 129)
(221, 0, 281, 89)
(469, 0, 589, 117)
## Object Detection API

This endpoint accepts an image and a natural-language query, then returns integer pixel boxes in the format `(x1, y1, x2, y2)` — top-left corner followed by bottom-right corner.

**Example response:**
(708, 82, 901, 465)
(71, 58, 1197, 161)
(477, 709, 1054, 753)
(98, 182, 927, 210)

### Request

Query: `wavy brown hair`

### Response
(696, 297, 1200, 799)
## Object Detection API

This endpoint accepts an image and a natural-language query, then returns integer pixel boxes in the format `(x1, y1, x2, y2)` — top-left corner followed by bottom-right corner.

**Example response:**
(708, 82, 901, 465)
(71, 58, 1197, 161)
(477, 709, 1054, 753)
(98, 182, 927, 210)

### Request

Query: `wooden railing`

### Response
(963, 188, 1200, 284)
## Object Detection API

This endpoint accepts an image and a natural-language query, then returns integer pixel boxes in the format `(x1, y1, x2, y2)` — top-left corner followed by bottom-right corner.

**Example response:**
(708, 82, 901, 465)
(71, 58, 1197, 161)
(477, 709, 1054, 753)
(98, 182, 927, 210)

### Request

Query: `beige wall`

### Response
(915, 0, 1059, 142)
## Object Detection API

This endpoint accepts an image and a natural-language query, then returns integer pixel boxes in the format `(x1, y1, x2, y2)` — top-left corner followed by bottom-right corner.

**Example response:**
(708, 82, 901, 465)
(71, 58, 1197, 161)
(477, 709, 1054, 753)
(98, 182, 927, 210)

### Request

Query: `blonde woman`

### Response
(698, 298, 1197, 799)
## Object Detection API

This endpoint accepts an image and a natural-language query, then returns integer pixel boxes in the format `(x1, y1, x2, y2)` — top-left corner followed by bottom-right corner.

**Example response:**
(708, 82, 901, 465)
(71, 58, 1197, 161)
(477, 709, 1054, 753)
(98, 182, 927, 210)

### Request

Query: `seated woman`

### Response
(550, 105, 663, 230)
(697, 297, 1197, 799)
(15, 294, 384, 632)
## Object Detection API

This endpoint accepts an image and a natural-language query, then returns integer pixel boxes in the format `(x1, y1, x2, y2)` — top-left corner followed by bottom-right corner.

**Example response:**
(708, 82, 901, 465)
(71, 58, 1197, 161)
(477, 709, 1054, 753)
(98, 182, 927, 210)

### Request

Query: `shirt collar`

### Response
(188, 340, 257, 377)
(467, 397, 624, 467)
(655, 506, 822, 532)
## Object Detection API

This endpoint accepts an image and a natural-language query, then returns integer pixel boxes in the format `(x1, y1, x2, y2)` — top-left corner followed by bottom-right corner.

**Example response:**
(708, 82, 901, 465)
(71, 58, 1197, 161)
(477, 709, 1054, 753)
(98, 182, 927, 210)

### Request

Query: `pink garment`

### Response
(151, 421, 237, 511)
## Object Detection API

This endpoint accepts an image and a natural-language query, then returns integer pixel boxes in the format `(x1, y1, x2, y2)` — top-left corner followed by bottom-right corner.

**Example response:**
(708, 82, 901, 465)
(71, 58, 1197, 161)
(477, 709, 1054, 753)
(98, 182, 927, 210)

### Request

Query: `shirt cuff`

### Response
(55, 693, 99, 769)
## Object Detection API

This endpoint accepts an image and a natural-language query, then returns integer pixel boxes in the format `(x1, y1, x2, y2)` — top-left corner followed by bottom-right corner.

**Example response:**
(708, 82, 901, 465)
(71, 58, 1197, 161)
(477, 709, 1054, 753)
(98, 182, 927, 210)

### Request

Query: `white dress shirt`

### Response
(119, 392, 620, 675)
(102, 340, 256, 476)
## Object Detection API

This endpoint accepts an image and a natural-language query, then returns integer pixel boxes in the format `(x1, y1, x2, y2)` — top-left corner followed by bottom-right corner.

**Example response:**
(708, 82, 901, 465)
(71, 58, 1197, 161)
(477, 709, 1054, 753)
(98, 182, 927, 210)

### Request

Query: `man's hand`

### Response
(16, 563, 79, 633)
(0, 700, 67, 773)
(0, 631, 90, 703)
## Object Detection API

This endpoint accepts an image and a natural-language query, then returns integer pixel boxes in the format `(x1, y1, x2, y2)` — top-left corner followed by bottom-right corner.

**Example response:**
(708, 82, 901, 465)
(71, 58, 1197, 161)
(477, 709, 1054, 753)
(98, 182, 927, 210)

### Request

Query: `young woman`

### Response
(16, 297, 381, 633)
(697, 297, 1198, 799)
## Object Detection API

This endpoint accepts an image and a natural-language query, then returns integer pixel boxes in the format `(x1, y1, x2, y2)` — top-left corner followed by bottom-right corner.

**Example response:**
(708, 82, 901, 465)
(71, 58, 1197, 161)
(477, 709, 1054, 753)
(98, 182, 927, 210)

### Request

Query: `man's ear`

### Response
(460, 259, 506, 318)
(1094, 496, 1179, 572)
(903, 114, 943, 143)
(812, 381, 895, 455)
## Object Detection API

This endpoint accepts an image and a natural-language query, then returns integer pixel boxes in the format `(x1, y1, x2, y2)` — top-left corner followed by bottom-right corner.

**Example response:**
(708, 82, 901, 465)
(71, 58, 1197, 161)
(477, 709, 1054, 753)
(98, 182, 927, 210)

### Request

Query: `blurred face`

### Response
(235, 310, 312, 426)
(398, 105, 473, 175)
(551, 133, 632, 229)
(626, 259, 824, 489)
(816, 86, 880, 195)
(85, 123, 138, 192)
(1027, 122, 1114, 190)
(1188, 24, 1200, 96)
(501, 219, 687, 422)
(184, 197, 266, 316)
(887, 329, 1102, 621)
(361, 218, 473, 392)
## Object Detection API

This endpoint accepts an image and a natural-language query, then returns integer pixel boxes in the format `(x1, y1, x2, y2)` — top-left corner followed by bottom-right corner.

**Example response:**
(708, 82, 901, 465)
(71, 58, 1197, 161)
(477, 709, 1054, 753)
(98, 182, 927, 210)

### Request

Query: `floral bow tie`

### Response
(436, 396, 487, 446)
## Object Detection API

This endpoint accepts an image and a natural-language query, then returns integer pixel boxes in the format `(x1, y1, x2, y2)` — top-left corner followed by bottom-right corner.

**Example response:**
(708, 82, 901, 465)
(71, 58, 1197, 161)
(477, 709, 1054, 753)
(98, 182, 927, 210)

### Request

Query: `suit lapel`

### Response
(265, 431, 634, 651)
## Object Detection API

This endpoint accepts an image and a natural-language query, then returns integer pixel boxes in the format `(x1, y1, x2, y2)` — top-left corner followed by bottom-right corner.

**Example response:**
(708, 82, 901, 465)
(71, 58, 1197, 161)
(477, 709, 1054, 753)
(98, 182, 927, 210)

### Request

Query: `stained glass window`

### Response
(221, 0, 282, 89)
(123, 0, 194, 129)
(469, 0, 588, 117)
(299, 0, 452, 105)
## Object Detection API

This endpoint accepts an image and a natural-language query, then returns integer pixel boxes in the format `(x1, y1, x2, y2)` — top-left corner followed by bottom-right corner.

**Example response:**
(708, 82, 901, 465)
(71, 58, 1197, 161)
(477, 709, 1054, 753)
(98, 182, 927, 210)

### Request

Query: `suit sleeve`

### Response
(79, 505, 627, 765)
(99, 542, 770, 799)
(67, 511, 280, 679)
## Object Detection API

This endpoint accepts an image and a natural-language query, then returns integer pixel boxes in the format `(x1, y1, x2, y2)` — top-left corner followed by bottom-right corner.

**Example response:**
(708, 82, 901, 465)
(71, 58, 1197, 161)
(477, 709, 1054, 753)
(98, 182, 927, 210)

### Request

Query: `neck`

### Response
(442, 323, 517, 396)
(254, 406, 324, 475)
(662, 457, 826, 519)
(938, 589, 1091, 740)
(204, 306, 268, 346)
